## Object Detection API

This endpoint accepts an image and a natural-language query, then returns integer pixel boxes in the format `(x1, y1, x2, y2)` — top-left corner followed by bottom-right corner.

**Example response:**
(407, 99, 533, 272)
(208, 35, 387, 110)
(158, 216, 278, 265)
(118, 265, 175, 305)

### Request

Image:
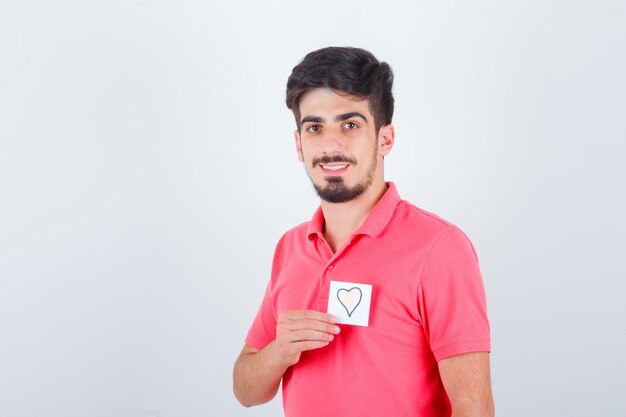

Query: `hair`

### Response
(285, 46, 394, 132)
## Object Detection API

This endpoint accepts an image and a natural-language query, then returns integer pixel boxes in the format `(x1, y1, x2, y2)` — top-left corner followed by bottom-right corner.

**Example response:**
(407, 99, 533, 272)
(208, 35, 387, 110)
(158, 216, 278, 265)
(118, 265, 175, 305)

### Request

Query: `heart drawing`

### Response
(337, 287, 363, 317)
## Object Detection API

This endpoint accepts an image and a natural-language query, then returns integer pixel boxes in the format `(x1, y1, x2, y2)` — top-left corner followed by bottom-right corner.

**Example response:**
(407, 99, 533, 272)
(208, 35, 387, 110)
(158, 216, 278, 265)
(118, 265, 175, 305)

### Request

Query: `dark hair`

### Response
(286, 47, 394, 132)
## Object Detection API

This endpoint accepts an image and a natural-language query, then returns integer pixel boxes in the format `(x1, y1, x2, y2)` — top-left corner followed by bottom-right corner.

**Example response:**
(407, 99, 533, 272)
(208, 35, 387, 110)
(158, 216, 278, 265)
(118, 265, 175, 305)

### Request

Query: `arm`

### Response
(232, 342, 288, 407)
(438, 352, 494, 417)
(233, 310, 339, 407)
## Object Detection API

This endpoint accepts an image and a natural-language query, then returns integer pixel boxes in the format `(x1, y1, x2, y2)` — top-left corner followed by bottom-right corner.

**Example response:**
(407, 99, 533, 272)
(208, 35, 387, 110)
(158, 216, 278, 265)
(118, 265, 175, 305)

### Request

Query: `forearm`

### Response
(440, 352, 494, 417)
(450, 399, 494, 417)
(233, 340, 290, 407)
(233, 310, 337, 407)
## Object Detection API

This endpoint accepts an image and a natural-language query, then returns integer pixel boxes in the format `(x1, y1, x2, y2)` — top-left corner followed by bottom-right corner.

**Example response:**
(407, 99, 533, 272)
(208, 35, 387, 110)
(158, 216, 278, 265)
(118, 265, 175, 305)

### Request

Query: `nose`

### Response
(319, 127, 345, 154)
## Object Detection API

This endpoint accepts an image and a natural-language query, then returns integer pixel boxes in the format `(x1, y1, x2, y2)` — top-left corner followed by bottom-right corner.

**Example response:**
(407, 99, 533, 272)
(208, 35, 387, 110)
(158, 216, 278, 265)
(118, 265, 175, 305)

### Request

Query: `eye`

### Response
(306, 124, 321, 133)
(344, 121, 358, 129)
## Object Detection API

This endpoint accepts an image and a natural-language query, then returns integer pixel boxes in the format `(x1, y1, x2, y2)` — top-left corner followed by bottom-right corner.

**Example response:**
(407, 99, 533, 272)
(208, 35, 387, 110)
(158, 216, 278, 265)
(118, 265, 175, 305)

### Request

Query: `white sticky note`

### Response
(327, 281, 372, 327)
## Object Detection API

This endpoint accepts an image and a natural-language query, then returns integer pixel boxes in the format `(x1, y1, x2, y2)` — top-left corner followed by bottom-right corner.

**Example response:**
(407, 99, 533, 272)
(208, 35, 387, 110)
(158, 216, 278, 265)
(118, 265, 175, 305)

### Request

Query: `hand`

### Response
(274, 310, 340, 367)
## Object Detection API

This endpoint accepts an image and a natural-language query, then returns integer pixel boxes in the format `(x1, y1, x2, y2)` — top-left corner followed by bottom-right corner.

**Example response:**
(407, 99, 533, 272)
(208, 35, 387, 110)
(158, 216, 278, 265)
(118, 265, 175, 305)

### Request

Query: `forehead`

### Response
(299, 88, 371, 118)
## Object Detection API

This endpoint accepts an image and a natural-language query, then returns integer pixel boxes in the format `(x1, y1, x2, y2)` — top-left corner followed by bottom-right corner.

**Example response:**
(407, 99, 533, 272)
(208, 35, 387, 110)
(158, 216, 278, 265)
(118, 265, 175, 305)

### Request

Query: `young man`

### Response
(233, 47, 494, 417)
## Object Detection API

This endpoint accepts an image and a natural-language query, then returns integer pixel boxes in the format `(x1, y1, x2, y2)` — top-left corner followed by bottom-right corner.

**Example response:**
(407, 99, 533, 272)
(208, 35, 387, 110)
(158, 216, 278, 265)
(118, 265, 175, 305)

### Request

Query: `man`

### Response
(233, 47, 494, 417)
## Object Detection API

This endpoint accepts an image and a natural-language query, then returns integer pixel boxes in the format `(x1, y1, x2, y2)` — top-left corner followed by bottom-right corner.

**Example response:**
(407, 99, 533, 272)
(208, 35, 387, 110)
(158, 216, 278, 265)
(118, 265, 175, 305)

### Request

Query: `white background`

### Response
(1, 1, 625, 416)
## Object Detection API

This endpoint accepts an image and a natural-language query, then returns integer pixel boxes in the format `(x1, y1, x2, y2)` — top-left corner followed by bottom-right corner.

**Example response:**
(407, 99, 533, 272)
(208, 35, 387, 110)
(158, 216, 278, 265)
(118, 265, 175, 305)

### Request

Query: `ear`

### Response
(378, 124, 395, 157)
(294, 130, 304, 162)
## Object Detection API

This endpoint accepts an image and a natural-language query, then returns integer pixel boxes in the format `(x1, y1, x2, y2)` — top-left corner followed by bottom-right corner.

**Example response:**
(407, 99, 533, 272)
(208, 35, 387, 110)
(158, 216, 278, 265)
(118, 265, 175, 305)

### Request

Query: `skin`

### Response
(233, 88, 494, 416)
(439, 352, 495, 417)
(294, 88, 394, 251)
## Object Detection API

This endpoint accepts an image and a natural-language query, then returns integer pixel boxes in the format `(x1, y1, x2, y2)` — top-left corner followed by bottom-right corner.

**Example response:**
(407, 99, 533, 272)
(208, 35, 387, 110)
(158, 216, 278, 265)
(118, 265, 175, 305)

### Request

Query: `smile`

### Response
(320, 164, 349, 171)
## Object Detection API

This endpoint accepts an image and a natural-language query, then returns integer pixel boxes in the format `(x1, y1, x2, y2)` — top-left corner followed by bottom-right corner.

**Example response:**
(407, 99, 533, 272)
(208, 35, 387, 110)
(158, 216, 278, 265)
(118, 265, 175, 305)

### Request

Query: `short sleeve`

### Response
(417, 225, 491, 361)
(244, 234, 290, 350)
(244, 280, 277, 350)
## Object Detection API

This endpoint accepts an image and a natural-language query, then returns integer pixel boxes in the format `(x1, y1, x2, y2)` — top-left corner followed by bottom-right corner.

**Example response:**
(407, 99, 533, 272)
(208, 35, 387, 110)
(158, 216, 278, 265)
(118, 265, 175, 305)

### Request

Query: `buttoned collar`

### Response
(307, 182, 402, 241)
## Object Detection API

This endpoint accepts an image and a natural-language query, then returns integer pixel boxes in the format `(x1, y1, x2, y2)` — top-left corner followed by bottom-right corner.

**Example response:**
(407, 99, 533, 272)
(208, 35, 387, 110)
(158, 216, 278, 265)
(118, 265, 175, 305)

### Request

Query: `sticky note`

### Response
(327, 281, 372, 327)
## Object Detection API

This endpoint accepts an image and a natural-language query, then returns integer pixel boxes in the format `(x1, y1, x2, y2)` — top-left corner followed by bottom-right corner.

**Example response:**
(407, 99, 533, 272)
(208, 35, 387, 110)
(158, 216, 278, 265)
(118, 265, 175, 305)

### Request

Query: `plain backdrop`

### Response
(1, 1, 625, 416)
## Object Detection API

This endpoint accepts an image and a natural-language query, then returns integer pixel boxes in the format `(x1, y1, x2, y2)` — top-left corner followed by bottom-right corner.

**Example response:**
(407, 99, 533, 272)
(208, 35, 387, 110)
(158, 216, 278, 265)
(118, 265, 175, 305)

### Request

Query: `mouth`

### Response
(319, 163, 350, 175)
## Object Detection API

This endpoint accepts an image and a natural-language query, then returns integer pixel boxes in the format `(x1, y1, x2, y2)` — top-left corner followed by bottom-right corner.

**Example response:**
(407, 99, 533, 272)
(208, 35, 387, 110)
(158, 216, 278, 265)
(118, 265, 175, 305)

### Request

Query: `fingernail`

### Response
(333, 326, 340, 334)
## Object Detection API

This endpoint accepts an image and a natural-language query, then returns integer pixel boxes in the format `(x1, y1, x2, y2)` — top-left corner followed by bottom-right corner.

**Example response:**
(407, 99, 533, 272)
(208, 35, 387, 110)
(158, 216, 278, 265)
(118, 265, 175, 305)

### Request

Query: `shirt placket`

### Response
(315, 236, 357, 312)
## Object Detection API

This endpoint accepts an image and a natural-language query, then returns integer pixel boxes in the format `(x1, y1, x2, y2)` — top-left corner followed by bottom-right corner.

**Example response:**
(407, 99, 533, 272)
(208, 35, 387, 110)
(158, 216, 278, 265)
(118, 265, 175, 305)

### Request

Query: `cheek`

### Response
(300, 148, 315, 169)
(301, 142, 321, 162)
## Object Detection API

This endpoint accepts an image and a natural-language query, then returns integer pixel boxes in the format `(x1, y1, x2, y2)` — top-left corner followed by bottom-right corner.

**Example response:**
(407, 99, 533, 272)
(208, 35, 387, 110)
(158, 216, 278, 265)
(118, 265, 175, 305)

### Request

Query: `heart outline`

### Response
(337, 287, 363, 317)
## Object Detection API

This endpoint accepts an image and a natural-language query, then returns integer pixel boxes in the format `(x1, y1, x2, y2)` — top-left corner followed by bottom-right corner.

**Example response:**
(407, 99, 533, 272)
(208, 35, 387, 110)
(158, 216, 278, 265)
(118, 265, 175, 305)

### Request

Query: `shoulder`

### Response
(267, 221, 313, 286)
(397, 200, 452, 228)
(391, 199, 453, 237)
(278, 220, 310, 244)
(271, 220, 311, 259)
(390, 200, 477, 254)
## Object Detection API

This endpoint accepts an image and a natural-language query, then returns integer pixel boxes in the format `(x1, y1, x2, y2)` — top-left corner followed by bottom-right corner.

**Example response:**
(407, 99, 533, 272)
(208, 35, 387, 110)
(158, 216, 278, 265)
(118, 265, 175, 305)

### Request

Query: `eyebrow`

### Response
(301, 116, 323, 125)
(300, 112, 368, 125)
(337, 112, 368, 123)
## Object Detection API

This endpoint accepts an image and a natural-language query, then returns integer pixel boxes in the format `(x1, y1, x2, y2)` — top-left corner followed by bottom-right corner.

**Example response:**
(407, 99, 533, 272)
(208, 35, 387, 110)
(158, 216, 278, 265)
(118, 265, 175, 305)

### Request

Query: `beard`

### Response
(309, 151, 378, 204)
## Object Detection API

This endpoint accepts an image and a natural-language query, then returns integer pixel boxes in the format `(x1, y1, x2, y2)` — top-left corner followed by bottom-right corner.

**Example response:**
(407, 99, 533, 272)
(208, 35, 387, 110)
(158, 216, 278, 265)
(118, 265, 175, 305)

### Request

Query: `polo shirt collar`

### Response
(307, 182, 402, 240)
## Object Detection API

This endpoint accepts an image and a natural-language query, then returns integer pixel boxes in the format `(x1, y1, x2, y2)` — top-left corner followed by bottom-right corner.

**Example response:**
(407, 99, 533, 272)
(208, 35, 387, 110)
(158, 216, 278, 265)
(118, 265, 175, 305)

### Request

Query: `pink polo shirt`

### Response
(246, 183, 490, 417)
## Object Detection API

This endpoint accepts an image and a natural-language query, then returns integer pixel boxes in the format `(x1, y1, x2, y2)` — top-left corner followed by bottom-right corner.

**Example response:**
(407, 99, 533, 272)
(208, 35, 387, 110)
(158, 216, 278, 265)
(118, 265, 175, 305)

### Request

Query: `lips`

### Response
(319, 163, 350, 175)
(320, 164, 348, 171)
(313, 155, 355, 175)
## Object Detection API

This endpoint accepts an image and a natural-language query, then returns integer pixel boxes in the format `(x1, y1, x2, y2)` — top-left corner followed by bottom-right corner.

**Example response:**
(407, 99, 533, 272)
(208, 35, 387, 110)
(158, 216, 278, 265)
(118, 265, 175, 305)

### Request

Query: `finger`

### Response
(280, 319, 340, 335)
(290, 340, 331, 353)
(282, 310, 337, 323)
(282, 329, 336, 343)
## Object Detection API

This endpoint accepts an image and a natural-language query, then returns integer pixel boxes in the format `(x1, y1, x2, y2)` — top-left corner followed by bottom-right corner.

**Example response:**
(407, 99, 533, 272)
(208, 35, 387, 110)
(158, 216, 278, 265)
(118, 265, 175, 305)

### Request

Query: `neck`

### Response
(320, 179, 388, 252)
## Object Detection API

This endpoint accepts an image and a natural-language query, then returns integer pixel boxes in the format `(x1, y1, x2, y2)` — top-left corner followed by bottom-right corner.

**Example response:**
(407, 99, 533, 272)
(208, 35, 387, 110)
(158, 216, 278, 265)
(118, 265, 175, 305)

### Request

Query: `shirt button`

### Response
(328, 264, 334, 270)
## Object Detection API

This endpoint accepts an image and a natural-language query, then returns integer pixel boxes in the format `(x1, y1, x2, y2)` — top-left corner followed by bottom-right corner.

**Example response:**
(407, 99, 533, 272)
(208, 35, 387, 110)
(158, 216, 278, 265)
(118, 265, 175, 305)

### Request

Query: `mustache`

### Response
(312, 154, 357, 167)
